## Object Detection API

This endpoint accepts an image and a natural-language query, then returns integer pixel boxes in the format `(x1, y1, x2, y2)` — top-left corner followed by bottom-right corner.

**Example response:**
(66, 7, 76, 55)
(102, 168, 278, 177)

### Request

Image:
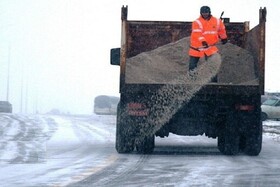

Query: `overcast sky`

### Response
(0, 0, 278, 114)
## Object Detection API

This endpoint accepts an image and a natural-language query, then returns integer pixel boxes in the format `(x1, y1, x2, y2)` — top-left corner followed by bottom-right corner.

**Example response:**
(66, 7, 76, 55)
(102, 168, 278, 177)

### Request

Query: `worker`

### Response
(189, 6, 228, 82)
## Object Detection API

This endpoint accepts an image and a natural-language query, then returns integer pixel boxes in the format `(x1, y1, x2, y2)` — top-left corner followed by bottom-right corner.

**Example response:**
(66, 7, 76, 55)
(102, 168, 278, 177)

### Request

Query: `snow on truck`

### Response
(110, 6, 266, 155)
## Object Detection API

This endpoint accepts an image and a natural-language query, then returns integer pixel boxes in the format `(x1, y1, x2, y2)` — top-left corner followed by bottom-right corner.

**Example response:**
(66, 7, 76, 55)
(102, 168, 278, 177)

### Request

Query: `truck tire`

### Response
(135, 135, 155, 154)
(218, 111, 240, 155)
(115, 104, 135, 153)
(243, 117, 262, 156)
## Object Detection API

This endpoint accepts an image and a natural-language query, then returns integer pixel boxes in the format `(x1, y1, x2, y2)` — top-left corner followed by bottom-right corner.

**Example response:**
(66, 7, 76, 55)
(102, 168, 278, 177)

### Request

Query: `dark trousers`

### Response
(188, 55, 217, 82)
(189, 56, 200, 71)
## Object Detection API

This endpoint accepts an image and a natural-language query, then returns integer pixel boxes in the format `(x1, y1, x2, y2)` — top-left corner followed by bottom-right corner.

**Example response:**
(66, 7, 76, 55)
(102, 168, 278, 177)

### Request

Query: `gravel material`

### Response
(125, 37, 257, 85)
(124, 37, 258, 135)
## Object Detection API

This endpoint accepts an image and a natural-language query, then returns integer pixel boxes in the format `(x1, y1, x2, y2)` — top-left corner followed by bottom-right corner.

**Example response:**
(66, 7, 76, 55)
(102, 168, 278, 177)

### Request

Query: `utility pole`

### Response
(25, 75, 28, 113)
(20, 60, 23, 113)
(6, 46, 10, 101)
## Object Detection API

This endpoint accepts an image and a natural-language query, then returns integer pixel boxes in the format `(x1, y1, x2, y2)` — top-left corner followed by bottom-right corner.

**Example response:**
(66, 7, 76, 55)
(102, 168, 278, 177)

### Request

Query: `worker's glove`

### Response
(202, 41, 209, 48)
(221, 38, 228, 45)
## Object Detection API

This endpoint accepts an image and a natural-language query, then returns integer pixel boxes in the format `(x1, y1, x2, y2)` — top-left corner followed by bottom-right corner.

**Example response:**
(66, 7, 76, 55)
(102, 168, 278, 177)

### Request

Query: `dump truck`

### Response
(110, 6, 266, 155)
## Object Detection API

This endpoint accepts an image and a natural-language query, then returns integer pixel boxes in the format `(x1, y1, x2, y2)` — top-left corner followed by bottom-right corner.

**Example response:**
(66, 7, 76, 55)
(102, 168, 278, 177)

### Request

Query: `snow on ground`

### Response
(0, 113, 279, 187)
(0, 114, 57, 163)
(0, 113, 116, 186)
(0, 113, 279, 164)
(263, 119, 280, 141)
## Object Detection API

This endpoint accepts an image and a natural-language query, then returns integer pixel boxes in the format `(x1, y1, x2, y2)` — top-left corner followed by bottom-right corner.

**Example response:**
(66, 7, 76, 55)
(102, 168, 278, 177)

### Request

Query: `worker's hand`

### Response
(221, 38, 228, 45)
(202, 41, 208, 48)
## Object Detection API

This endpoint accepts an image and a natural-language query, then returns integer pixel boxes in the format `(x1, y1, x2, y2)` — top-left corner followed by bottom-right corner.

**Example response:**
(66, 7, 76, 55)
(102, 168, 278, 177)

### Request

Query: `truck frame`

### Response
(111, 6, 266, 155)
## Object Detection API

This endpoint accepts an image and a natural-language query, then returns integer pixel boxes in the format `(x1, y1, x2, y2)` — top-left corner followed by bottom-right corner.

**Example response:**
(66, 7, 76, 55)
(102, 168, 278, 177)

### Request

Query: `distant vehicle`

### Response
(94, 95, 119, 115)
(261, 97, 280, 121)
(261, 94, 278, 104)
(0, 101, 12, 113)
(261, 95, 269, 103)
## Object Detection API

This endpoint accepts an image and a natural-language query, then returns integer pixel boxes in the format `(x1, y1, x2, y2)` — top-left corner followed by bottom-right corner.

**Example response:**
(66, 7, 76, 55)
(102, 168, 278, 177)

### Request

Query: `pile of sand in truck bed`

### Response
(124, 37, 258, 136)
(125, 37, 257, 85)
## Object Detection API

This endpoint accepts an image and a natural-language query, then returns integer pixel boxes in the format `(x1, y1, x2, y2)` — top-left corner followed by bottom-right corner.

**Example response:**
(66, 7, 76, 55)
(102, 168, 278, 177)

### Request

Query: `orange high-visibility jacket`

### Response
(189, 15, 227, 57)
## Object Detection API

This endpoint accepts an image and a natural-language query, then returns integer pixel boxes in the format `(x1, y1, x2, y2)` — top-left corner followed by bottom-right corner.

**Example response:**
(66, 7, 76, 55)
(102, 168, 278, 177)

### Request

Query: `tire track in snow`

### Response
(46, 115, 119, 187)
(0, 114, 58, 163)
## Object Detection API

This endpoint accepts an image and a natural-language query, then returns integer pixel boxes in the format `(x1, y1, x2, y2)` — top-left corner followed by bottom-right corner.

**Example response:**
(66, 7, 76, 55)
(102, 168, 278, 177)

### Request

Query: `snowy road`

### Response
(0, 114, 280, 187)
